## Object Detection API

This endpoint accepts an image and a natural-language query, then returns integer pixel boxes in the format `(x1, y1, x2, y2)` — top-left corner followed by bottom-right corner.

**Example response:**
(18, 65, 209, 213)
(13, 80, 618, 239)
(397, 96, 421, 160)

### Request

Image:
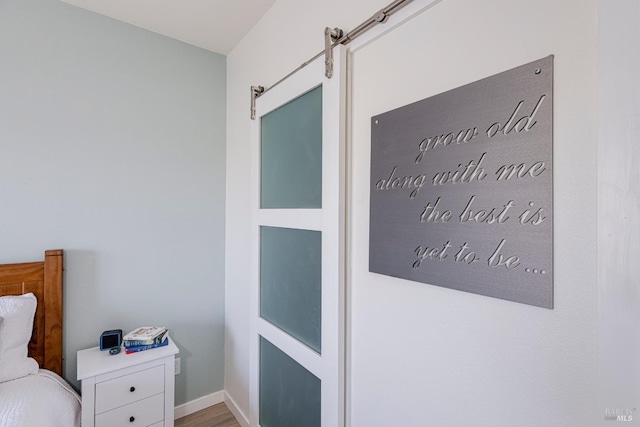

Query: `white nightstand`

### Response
(77, 337, 179, 427)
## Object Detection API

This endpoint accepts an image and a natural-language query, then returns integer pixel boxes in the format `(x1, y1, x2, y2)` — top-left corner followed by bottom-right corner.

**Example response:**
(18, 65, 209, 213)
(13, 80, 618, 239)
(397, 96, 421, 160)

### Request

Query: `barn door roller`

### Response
(324, 27, 344, 78)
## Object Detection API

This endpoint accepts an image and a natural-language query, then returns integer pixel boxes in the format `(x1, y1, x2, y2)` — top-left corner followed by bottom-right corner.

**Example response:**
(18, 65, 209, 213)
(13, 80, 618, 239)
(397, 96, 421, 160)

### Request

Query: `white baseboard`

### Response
(174, 390, 225, 420)
(173, 390, 249, 426)
(224, 391, 250, 427)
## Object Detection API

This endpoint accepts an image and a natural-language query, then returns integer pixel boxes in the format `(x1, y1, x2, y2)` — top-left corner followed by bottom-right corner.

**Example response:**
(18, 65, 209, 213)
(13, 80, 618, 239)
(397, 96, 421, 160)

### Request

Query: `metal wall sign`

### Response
(369, 56, 553, 308)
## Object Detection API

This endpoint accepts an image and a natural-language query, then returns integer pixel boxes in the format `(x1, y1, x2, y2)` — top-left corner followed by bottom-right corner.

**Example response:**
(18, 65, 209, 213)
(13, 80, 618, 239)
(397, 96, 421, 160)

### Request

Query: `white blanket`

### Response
(0, 369, 81, 427)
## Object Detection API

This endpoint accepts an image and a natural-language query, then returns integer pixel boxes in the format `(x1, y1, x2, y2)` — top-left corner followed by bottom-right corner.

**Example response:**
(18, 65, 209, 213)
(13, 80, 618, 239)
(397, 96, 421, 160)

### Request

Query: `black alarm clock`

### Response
(99, 329, 123, 351)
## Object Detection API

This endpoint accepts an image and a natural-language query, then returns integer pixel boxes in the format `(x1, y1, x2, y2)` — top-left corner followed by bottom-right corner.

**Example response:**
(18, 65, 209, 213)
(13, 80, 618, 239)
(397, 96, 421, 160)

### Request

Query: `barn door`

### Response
(249, 45, 346, 427)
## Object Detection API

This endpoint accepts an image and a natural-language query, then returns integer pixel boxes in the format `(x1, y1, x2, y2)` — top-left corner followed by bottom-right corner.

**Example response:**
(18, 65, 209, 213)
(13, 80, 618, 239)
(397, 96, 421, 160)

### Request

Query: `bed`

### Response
(0, 249, 81, 427)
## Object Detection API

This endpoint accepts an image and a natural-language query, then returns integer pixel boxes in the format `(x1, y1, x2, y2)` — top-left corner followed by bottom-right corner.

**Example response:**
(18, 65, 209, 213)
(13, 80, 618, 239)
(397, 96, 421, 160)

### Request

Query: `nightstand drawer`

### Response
(95, 392, 164, 427)
(96, 365, 164, 413)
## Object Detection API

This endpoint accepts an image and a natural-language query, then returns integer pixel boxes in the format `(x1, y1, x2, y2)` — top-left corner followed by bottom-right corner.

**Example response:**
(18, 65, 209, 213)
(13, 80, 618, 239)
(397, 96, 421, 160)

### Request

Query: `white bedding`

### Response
(0, 369, 81, 427)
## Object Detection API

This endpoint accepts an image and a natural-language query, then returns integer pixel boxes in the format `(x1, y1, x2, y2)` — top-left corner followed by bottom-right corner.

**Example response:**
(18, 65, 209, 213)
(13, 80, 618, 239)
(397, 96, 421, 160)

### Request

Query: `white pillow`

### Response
(0, 293, 39, 382)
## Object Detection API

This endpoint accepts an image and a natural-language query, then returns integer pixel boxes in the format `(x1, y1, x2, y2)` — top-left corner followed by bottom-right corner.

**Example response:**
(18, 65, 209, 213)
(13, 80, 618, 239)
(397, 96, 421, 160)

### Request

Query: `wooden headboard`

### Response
(0, 250, 63, 376)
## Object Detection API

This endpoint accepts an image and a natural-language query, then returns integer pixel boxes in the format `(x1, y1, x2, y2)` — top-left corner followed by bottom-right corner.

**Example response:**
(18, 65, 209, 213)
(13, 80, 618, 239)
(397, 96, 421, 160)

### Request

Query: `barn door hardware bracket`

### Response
(250, 85, 265, 120)
(324, 27, 344, 78)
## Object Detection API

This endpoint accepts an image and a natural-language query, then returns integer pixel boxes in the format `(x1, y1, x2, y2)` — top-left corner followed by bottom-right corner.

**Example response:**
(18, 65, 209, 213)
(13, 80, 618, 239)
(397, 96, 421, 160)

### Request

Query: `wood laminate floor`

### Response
(175, 402, 241, 427)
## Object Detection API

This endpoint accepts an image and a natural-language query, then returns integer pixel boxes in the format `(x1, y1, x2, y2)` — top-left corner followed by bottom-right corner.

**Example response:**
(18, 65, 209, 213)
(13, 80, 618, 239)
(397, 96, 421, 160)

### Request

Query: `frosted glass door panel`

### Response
(261, 85, 323, 209)
(260, 226, 321, 353)
(259, 336, 321, 427)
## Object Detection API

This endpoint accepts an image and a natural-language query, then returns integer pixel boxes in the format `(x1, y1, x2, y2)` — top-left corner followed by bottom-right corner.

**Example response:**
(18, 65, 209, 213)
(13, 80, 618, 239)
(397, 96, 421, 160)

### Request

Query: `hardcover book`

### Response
(124, 337, 169, 354)
(124, 328, 168, 347)
(123, 326, 167, 342)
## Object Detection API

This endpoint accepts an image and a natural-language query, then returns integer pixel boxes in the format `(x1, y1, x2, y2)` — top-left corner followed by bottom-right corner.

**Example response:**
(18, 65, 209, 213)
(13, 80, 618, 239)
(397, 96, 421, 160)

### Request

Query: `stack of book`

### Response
(123, 326, 168, 354)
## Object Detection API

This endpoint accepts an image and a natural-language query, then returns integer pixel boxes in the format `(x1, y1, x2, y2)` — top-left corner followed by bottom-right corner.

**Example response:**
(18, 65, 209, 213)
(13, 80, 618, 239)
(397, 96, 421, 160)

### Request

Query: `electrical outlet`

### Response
(174, 357, 181, 375)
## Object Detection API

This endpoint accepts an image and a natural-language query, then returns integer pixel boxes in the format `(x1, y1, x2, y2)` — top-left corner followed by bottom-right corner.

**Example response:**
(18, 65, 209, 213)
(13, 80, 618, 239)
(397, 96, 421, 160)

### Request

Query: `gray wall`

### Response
(0, 0, 226, 405)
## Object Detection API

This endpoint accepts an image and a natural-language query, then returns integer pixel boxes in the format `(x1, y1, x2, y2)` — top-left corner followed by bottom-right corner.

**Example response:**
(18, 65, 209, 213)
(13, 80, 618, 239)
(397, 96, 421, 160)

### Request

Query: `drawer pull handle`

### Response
(130, 386, 135, 392)
(129, 416, 135, 422)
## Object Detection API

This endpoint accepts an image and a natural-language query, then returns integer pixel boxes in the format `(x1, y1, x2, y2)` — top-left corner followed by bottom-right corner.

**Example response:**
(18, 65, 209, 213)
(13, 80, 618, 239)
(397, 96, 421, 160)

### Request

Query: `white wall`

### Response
(0, 0, 227, 406)
(598, 0, 640, 423)
(227, 0, 600, 425)
(349, 0, 597, 425)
